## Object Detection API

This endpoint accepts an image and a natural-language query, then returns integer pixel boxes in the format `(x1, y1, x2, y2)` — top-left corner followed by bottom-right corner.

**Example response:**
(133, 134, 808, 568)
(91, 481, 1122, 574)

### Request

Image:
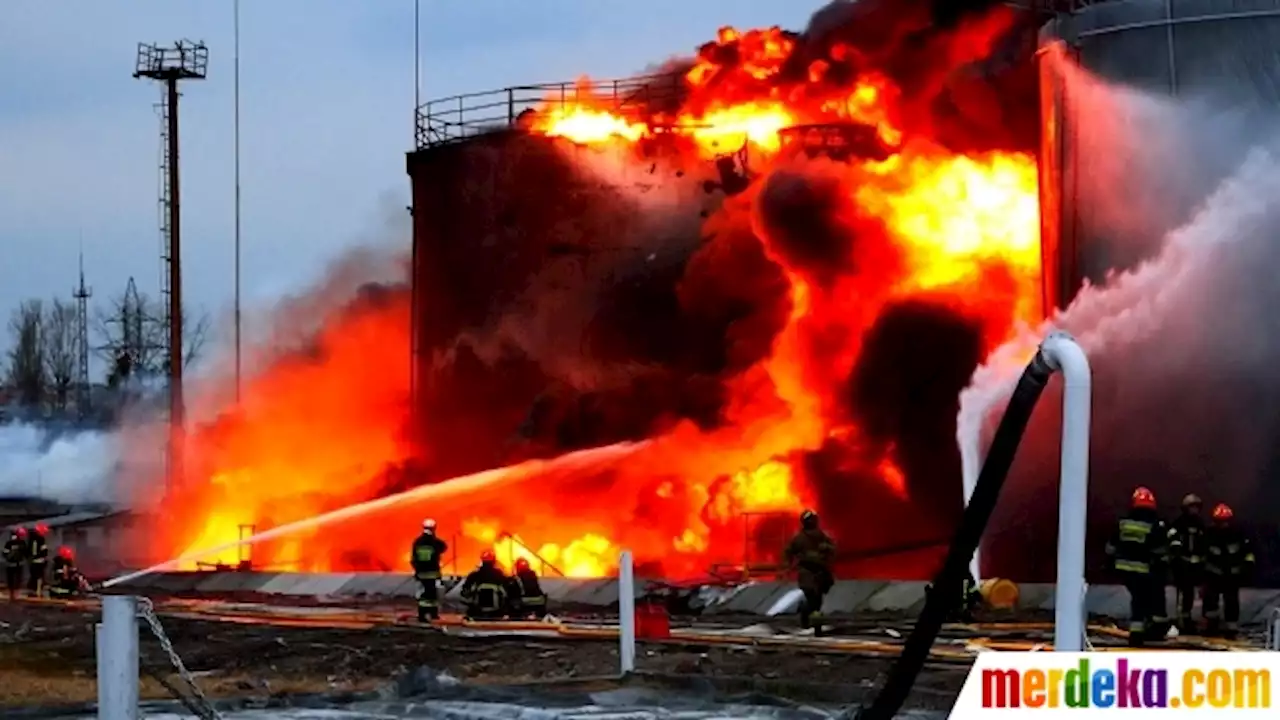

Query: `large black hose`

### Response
(853, 350, 1057, 720)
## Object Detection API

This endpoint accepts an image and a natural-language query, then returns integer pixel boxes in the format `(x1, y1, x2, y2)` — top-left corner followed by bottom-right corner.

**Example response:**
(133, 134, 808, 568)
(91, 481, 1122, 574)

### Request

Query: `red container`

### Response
(635, 603, 671, 639)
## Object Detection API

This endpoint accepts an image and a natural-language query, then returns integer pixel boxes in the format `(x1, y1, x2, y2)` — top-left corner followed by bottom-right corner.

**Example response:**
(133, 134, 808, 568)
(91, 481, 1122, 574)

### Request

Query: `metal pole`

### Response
(618, 550, 636, 674)
(234, 0, 242, 403)
(1039, 331, 1092, 652)
(409, 0, 420, 434)
(96, 595, 139, 719)
(414, 0, 420, 115)
(167, 76, 185, 496)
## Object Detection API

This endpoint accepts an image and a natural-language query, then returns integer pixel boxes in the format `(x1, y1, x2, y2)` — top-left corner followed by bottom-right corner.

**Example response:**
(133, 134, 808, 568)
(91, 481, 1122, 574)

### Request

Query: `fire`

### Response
(164, 9, 1043, 581)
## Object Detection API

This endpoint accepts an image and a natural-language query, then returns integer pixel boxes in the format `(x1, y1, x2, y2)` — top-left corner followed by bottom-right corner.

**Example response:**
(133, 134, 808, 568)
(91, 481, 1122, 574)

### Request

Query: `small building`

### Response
(0, 496, 74, 530)
(20, 509, 150, 577)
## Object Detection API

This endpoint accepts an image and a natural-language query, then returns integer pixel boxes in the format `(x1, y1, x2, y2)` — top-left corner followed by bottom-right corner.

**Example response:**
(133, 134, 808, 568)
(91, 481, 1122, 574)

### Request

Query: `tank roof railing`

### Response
(415, 73, 683, 150)
(1005, 0, 1111, 12)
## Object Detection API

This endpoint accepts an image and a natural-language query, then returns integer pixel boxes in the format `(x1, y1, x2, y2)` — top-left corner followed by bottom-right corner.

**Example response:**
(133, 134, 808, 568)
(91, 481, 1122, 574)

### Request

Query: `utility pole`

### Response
(234, 0, 243, 403)
(134, 40, 208, 498)
(410, 0, 421, 432)
(73, 245, 92, 418)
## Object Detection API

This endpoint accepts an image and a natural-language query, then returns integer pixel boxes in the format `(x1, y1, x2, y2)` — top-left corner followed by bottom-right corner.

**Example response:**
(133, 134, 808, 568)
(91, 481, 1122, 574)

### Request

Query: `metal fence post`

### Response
(619, 550, 636, 675)
(97, 595, 139, 720)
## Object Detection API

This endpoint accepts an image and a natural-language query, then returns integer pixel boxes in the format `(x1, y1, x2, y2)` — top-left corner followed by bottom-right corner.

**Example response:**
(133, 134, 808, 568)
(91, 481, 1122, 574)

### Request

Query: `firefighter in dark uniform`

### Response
(3, 527, 27, 600)
(48, 547, 86, 598)
(784, 509, 836, 633)
(410, 518, 448, 622)
(506, 558, 549, 619)
(26, 523, 49, 597)
(460, 551, 509, 620)
(1203, 503, 1254, 639)
(1167, 493, 1206, 632)
(956, 569, 984, 623)
(1105, 486, 1170, 647)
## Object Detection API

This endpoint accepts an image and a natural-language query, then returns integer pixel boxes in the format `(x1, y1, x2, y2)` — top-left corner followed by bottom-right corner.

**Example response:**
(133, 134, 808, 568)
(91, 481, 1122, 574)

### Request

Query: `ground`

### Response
(0, 600, 970, 713)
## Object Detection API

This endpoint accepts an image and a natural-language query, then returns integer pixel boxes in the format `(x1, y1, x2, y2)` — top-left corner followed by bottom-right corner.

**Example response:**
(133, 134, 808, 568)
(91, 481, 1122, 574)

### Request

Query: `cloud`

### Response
(0, 0, 817, 364)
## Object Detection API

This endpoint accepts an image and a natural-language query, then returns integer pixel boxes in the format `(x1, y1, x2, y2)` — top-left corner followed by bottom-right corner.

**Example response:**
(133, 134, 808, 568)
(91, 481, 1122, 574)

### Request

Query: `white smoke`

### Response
(0, 423, 121, 504)
(957, 55, 1280, 579)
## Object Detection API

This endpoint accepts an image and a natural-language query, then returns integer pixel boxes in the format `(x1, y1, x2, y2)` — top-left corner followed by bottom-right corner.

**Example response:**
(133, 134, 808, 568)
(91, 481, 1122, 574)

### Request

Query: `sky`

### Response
(0, 0, 821, 374)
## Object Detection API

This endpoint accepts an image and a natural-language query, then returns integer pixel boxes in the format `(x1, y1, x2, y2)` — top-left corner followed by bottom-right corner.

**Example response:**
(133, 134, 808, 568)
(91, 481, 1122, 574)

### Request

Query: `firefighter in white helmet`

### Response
(410, 518, 448, 621)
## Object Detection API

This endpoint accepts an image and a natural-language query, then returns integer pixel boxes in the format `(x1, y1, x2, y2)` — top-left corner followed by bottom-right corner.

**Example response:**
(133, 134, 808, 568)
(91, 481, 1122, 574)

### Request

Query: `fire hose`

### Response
(852, 341, 1062, 720)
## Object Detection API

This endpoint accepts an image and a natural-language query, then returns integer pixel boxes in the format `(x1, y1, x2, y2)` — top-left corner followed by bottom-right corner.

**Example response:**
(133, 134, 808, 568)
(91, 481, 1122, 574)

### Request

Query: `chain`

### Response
(135, 596, 224, 720)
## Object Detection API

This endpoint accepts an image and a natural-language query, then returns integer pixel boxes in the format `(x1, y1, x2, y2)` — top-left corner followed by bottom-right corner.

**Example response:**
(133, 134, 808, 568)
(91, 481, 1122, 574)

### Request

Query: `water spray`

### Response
(103, 440, 648, 589)
(857, 331, 1090, 720)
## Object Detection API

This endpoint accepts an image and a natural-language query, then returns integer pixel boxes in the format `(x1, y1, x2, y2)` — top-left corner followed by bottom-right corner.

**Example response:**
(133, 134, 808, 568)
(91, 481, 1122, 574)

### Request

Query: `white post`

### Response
(1039, 331, 1092, 652)
(96, 595, 140, 720)
(618, 550, 636, 675)
(962, 472, 982, 583)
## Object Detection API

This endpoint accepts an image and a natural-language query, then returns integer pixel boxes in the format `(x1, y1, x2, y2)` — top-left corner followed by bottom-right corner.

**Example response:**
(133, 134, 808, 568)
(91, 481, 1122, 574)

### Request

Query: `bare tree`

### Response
(6, 300, 46, 408)
(94, 279, 212, 385)
(42, 298, 77, 410)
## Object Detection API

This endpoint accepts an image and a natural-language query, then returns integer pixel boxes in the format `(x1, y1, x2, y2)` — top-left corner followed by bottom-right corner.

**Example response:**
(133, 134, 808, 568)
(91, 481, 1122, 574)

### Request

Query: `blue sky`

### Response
(1, 0, 819, 360)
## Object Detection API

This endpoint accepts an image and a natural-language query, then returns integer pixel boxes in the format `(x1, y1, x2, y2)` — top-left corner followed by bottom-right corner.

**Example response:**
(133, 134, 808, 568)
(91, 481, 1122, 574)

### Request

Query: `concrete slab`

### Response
(709, 581, 784, 615)
(562, 579, 620, 606)
(107, 571, 1280, 625)
(825, 580, 892, 614)
(193, 572, 273, 594)
(1241, 589, 1280, 624)
(280, 573, 357, 597)
(134, 572, 206, 594)
(537, 578, 576, 602)
(864, 581, 929, 613)
(1014, 583, 1055, 611)
(333, 573, 404, 598)
(388, 577, 422, 598)
(256, 573, 312, 595)
(1084, 585, 1131, 618)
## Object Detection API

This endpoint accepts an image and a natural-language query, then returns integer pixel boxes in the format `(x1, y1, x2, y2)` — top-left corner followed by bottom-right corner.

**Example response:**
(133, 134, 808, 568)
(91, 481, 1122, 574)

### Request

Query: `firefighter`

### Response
(26, 523, 49, 597)
(1105, 486, 1171, 647)
(784, 509, 836, 633)
(48, 547, 86, 599)
(3, 528, 27, 600)
(460, 551, 509, 620)
(927, 567, 982, 623)
(410, 518, 448, 622)
(1203, 503, 1254, 639)
(1167, 493, 1206, 632)
(506, 558, 548, 619)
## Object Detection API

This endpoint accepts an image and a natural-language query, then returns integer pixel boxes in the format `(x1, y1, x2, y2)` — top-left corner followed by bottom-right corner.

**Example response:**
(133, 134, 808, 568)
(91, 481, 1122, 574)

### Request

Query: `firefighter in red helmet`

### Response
(1203, 503, 1254, 639)
(26, 523, 49, 596)
(460, 550, 509, 620)
(1105, 486, 1171, 646)
(3, 527, 26, 600)
(506, 557, 549, 619)
(49, 546, 86, 598)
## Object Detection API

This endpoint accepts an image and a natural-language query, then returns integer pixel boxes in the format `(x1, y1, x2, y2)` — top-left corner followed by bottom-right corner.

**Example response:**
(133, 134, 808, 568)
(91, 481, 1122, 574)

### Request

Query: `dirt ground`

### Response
(0, 600, 969, 712)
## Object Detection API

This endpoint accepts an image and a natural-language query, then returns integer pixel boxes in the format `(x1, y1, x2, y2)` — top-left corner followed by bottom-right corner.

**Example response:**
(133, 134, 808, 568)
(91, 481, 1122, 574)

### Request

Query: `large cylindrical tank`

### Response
(1016, 0, 1280, 586)
(1041, 0, 1280, 306)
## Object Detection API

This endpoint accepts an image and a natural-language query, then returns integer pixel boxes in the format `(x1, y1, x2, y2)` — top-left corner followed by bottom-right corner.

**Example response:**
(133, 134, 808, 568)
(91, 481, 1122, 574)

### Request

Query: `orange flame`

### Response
(166, 13, 1041, 580)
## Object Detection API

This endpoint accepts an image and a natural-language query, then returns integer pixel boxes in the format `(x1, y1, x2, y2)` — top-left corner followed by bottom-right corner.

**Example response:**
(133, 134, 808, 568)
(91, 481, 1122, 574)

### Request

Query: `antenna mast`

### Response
(73, 246, 92, 418)
(134, 40, 208, 498)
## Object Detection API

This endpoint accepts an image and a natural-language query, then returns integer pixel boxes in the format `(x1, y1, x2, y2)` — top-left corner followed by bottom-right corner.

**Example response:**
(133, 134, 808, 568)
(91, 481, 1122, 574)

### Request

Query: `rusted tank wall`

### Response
(405, 132, 696, 478)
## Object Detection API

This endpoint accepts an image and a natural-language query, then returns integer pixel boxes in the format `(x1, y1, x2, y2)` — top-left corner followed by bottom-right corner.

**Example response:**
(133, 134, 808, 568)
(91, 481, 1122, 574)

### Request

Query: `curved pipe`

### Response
(1040, 332, 1091, 653)
(856, 331, 1090, 720)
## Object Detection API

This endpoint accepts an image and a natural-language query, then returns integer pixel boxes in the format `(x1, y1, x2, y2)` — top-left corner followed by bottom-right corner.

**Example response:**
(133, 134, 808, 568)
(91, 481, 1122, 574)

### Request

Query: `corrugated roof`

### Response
(3, 509, 129, 532)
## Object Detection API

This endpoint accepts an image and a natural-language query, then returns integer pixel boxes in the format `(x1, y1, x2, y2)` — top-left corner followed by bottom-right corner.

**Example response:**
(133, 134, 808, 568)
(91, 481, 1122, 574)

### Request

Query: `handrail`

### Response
(497, 531, 569, 578)
(414, 72, 684, 150)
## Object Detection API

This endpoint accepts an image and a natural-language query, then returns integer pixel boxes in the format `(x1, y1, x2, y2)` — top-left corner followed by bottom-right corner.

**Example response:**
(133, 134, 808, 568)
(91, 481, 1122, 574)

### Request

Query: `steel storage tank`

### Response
(1010, 0, 1280, 587)
(1039, 0, 1280, 309)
